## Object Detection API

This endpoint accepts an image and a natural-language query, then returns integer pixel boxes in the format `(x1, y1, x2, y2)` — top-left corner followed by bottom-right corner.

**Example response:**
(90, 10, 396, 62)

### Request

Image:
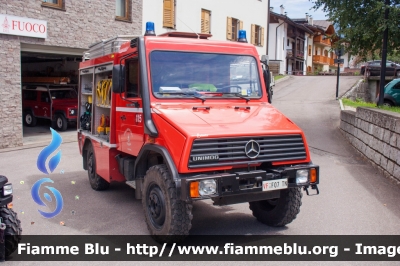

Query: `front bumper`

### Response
(178, 163, 319, 205)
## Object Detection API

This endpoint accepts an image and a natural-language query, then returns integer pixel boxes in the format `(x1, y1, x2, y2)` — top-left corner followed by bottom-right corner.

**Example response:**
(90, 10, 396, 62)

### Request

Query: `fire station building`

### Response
(0, 0, 268, 149)
(0, 0, 142, 148)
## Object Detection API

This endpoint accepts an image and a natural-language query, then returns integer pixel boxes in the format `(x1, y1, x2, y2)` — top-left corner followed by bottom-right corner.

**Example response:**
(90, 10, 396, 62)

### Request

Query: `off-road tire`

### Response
(142, 164, 193, 243)
(0, 207, 22, 258)
(53, 114, 68, 131)
(87, 144, 110, 191)
(24, 110, 37, 127)
(249, 188, 302, 227)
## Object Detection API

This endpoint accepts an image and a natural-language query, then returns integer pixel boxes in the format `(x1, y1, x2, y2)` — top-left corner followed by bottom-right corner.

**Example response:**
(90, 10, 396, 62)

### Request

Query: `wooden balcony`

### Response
(313, 55, 329, 65)
(314, 35, 331, 46)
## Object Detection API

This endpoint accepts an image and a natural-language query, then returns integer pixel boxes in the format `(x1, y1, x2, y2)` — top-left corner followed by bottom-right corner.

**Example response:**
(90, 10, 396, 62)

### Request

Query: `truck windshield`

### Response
(150, 51, 262, 99)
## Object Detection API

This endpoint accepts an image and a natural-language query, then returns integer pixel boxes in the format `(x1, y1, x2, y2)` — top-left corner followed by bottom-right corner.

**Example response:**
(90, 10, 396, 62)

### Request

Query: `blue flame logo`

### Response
(31, 178, 64, 218)
(37, 128, 62, 174)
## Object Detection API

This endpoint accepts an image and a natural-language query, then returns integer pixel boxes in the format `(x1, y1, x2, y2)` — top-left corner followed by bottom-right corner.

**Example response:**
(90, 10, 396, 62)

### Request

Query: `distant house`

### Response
(268, 8, 313, 75)
(142, 0, 269, 56)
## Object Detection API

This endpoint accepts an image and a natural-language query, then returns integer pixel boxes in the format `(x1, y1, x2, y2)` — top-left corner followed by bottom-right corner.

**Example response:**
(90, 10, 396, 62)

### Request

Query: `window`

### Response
(150, 51, 262, 99)
(163, 0, 175, 28)
(324, 50, 328, 57)
(42, 0, 63, 9)
(23, 90, 37, 101)
(41, 92, 49, 103)
(251, 24, 264, 47)
(116, 0, 131, 22)
(126, 59, 140, 98)
(226, 17, 243, 41)
(308, 45, 312, 56)
(201, 9, 211, 34)
(287, 38, 290, 47)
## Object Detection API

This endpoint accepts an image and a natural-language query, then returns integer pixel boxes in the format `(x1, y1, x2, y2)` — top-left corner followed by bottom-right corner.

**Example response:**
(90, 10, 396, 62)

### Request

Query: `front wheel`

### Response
(87, 144, 110, 191)
(142, 165, 193, 243)
(0, 207, 22, 258)
(249, 188, 302, 227)
(53, 114, 68, 131)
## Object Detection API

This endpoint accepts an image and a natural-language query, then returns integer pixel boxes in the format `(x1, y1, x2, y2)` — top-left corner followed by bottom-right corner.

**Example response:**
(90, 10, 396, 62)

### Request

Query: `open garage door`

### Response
(20, 44, 87, 144)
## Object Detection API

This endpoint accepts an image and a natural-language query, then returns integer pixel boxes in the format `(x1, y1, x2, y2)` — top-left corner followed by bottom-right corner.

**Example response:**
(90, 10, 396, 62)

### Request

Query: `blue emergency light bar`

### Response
(145, 22, 156, 36)
(238, 30, 247, 43)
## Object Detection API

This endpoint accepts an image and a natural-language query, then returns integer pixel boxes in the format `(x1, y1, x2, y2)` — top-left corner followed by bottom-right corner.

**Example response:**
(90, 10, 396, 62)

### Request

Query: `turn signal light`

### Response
(190, 181, 200, 198)
(310, 168, 317, 183)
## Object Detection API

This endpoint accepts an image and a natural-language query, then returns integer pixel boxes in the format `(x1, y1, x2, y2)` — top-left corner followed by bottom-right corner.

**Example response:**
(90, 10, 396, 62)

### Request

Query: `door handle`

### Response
(120, 115, 126, 121)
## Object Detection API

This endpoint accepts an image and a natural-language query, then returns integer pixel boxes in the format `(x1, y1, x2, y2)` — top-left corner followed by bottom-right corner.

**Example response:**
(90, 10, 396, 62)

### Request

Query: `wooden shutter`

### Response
(239, 20, 243, 30)
(251, 24, 256, 45)
(260, 27, 264, 46)
(201, 10, 210, 34)
(163, 0, 174, 28)
(226, 17, 232, 40)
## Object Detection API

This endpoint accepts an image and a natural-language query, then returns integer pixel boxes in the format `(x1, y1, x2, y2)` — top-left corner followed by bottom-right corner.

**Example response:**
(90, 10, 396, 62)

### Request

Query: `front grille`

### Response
(188, 135, 307, 168)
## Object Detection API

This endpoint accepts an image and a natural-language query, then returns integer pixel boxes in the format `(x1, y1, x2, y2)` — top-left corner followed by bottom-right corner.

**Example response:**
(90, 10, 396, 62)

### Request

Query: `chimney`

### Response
(280, 5, 284, 15)
(309, 16, 313, 25)
(306, 13, 309, 22)
(270, 7, 274, 12)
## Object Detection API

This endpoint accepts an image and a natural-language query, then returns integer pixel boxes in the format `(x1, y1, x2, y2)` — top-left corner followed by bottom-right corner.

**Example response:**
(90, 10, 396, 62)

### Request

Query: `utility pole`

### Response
(378, 0, 390, 106)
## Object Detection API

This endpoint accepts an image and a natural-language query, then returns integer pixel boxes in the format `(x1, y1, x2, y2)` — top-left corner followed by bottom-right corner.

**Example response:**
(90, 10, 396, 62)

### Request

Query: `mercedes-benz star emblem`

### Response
(245, 140, 261, 159)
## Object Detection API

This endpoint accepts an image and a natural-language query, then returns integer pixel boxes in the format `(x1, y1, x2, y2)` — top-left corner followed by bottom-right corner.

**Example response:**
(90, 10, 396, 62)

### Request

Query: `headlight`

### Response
(3, 183, 12, 196)
(296, 169, 309, 184)
(199, 179, 217, 196)
(69, 109, 75, 115)
(190, 179, 217, 198)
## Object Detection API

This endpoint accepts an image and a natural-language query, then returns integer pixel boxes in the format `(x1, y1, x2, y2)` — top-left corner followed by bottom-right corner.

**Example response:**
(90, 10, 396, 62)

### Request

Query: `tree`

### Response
(311, 0, 400, 60)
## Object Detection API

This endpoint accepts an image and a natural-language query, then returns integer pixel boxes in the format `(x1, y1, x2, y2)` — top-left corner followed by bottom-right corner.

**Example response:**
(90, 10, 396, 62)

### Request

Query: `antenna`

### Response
(176, 16, 199, 39)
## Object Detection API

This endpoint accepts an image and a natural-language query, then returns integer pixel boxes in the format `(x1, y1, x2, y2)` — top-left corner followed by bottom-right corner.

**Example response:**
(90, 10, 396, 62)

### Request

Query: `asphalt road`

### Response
(2, 75, 400, 265)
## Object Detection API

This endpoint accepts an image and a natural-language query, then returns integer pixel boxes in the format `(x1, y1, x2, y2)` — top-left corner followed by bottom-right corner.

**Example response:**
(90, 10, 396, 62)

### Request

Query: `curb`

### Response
(0, 135, 77, 153)
(274, 75, 291, 84)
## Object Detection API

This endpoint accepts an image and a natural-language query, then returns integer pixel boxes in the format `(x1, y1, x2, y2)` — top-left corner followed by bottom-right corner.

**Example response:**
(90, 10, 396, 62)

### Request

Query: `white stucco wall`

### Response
(143, 0, 268, 56)
(268, 21, 286, 74)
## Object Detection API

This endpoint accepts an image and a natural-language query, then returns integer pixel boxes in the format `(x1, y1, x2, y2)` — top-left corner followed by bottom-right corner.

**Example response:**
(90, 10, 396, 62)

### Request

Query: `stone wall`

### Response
(340, 107, 400, 184)
(0, 0, 142, 148)
(342, 79, 371, 102)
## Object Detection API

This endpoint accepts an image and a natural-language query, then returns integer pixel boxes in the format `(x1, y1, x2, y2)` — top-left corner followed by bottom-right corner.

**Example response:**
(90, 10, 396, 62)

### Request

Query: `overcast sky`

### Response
(270, 0, 328, 20)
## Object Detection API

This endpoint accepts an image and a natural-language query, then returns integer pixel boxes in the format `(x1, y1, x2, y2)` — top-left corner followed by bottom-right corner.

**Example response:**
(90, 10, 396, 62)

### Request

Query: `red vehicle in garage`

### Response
(77, 23, 319, 241)
(22, 84, 78, 131)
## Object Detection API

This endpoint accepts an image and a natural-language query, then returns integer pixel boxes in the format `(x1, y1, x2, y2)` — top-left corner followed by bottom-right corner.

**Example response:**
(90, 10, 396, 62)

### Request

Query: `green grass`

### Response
(342, 98, 400, 114)
(273, 75, 285, 81)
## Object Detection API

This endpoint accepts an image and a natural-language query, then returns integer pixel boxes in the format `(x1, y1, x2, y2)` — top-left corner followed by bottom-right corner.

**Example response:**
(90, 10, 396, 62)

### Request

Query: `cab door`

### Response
(36, 91, 51, 118)
(116, 58, 145, 155)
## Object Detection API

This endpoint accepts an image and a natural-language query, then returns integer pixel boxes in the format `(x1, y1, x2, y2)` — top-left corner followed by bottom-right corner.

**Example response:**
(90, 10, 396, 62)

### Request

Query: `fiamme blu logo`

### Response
(31, 128, 64, 218)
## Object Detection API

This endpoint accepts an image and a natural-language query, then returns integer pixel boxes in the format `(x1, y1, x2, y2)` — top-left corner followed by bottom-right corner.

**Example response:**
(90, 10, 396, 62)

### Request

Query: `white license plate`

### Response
(262, 178, 288, 191)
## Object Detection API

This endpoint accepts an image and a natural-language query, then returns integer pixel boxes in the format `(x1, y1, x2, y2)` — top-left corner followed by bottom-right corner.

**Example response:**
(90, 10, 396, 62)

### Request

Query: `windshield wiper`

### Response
(156, 91, 206, 102)
(204, 92, 250, 102)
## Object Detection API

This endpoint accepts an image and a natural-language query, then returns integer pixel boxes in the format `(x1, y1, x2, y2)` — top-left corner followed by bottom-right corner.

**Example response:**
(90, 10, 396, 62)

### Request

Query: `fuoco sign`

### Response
(0, 14, 47, 38)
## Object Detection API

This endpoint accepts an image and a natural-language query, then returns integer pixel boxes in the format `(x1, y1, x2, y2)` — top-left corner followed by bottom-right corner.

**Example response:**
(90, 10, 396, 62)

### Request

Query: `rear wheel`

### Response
(249, 188, 302, 227)
(383, 100, 393, 107)
(87, 144, 110, 191)
(142, 164, 193, 243)
(0, 207, 22, 258)
(24, 110, 37, 127)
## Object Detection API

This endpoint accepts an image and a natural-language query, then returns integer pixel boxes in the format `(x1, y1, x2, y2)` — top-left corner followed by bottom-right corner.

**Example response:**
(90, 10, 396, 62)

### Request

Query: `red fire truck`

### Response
(78, 22, 319, 240)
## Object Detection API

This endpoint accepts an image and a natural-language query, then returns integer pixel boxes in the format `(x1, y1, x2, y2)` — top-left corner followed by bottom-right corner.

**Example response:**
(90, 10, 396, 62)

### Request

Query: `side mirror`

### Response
(260, 55, 269, 65)
(112, 65, 125, 93)
(263, 69, 272, 104)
